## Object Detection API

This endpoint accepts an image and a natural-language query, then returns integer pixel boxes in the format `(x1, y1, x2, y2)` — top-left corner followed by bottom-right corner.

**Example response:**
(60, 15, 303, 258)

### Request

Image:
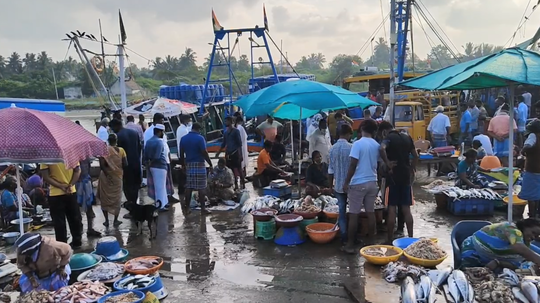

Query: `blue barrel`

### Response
(206, 84, 214, 101)
(217, 84, 225, 101)
(166, 87, 175, 99)
(159, 86, 167, 97)
(349, 107, 363, 119)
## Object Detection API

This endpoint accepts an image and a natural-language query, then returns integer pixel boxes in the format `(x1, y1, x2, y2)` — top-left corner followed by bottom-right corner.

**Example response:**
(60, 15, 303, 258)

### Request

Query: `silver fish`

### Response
(447, 275, 461, 303)
(434, 266, 452, 287)
(419, 275, 432, 300)
(521, 280, 538, 303)
(498, 268, 520, 286)
(452, 270, 469, 301)
(427, 278, 437, 303)
(467, 283, 474, 303)
(512, 286, 531, 303)
(401, 276, 417, 303)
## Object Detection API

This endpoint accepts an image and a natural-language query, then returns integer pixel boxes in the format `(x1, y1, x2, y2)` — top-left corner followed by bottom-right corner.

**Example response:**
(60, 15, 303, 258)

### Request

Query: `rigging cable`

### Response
(413, 8, 442, 67)
(266, 31, 301, 77)
(413, 3, 461, 62)
(415, 0, 461, 57)
(505, 0, 536, 47)
(354, 12, 390, 57)
(379, 0, 387, 40)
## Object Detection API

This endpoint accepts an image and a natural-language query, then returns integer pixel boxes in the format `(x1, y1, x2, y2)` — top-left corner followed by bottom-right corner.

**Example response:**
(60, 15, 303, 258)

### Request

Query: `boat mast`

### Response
(118, 10, 128, 112)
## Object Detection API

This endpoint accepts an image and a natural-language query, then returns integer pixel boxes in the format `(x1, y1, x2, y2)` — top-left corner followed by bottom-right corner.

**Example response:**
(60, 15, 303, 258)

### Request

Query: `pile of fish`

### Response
(315, 195, 338, 208)
(103, 291, 140, 303)
(251, 210, 276, 216)
(241, 195, 282, 215)
(324, 205, 339, 213)
(404, 239, 446, 260)
(278, 199, 302, 214)
(401, 275, 437, 303)
(52, 281, 109, 303)
(363, 247, 400, 257)
(442, 187, 502, 201)
(86, 262, 124, 281)
(116, 274, 156, 290)
(382, 261, 427, 283)
(447, 269, 475, 303)
(15, 290, 52, 303)
(125, 257, 161, 271)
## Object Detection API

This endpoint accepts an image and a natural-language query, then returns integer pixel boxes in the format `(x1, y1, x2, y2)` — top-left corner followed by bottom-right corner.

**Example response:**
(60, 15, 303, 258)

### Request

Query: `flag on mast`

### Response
(119, 10, 127, 44)
(212, 9, 223, 32)
(263, 4, 269, 31)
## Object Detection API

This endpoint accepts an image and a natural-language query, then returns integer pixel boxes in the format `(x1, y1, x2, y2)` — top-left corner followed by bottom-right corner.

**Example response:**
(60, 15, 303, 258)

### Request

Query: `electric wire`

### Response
(413, 8, 442, 67)
(505, 0, 537, 47)
(354, 13, 390, 57)
(415, 0, 461, 57)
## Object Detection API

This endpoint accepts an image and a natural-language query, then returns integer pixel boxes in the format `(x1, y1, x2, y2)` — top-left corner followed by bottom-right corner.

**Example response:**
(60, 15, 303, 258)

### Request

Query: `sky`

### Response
(1, 0, 540, 68)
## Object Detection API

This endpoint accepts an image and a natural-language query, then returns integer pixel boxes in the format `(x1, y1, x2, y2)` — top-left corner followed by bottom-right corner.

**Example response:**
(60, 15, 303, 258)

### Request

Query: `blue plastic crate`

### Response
(263, 185, 292, 198)
(447, 197, 494, 216)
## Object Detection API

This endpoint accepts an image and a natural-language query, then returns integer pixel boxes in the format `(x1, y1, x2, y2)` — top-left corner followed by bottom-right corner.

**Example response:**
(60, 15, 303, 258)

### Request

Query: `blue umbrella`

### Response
(234, 80, 378, 119)
(399, 47, 540, 221)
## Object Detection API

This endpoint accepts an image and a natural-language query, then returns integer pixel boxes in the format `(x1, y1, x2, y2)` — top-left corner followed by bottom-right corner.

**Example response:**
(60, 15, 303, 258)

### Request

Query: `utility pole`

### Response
(51, 68, 59, 99)
(118, 39, 127, 111)
(389, 0, 397, 125)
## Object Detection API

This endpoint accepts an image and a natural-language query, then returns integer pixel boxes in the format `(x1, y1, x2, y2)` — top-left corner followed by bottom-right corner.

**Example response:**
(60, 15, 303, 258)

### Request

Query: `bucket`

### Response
(255, 219, 276, 240)
(299, 217, 318, 232)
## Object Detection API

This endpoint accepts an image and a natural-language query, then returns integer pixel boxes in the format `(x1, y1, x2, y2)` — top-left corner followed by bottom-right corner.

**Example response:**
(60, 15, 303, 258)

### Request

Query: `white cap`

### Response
(154, 124, 165, 131)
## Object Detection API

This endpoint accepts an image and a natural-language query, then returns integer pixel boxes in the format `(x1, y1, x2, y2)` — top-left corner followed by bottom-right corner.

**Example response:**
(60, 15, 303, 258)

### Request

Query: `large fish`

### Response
(513, 287, 531, 303)
(447, 275, 461, 303)
(521, 280, 538, 303)
(498, 268, 520, 286)
(452, 270, 469, 301)
(418, 275, 432, 300)
(427, 278, 437, 303)
(401, 276, 417, 303)
(433, 266, 452, 287)
(467, 283, 474, 303)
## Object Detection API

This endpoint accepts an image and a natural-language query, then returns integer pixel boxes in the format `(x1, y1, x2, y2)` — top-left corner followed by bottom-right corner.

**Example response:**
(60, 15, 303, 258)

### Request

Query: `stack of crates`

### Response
(158, 84, 225, 105)
(447, 197, 494, 216)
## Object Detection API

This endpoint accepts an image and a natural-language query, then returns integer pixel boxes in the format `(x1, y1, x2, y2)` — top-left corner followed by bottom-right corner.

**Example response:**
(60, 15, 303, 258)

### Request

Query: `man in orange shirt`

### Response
(256, 141, 286, 185)
(487, 104, 517, 166)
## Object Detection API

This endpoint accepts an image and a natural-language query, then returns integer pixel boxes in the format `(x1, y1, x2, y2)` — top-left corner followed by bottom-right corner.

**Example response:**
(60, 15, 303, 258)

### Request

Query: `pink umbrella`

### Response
(0, 107, 108, 235)
(0, 107, 108, 168)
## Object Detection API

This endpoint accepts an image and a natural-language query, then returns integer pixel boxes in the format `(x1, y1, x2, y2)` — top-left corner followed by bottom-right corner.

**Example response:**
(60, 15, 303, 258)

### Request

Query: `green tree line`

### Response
(0, 40, 506, 101)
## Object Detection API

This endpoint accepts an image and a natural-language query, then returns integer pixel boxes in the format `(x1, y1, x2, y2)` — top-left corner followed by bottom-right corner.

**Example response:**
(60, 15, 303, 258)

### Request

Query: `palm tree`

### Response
(23, 53, 37, 72)
(6, 52, 23, 75)
(462, 42, 475, 61)
(37, 51, 52, 70)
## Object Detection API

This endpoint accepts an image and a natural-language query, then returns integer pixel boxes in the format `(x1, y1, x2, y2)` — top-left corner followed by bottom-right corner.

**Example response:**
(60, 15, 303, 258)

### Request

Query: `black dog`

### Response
(122, 201, 161, 239)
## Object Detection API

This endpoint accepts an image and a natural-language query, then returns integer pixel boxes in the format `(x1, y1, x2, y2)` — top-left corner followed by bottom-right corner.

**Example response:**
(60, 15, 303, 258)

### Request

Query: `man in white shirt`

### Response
(472, 134, 494, 156)
(176, 115, 192, 157)
(97, 118, 110, 142)
(427, 106, 451, 147)
(308, 119, 331, 162)
(256, 116, 283, 142)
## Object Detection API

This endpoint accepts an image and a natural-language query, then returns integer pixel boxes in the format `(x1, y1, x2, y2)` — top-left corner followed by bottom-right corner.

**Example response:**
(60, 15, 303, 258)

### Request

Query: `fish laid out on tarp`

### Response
(401, 276, 417, 303)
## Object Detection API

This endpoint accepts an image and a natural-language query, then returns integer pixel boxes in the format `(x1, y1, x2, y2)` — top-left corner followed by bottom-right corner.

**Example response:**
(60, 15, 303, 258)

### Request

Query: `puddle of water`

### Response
(214, 261, 274, 286)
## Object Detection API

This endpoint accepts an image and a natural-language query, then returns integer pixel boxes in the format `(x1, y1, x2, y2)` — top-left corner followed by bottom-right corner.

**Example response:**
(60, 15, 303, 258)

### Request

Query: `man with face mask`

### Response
(176, 115, 193, 155)
(308, 119, 332, 162)
(144, 124, 169, 210)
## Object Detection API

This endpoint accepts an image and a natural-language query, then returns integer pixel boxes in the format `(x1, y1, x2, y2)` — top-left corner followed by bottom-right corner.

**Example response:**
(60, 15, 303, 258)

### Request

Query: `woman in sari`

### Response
(456, 149, 490, 189)
(97, 134, 127, 227)
(460, 219, 540, 270)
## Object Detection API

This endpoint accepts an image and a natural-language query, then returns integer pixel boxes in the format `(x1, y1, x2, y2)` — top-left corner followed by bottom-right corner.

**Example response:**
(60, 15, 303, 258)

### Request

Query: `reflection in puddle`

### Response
(214, 262, 274, 286)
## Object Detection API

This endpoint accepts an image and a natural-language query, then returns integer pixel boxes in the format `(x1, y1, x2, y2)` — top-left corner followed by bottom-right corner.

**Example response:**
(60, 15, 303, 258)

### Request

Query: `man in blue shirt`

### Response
(144, 124, 169, 211)
(517, 95, 529, 147)
(468, 103, 480, 135)
(459, 103, 472, 147)
(179, 123, 213, 215)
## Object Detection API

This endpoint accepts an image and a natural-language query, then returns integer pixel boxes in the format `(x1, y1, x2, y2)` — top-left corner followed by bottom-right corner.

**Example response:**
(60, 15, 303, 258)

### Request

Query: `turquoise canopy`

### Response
(399, 48, 540, 90)
(234, 80, 378, 119)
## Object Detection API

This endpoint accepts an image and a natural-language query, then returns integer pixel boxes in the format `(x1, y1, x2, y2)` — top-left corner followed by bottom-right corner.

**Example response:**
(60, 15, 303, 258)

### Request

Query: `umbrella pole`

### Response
(507, 85, 515, 222)
(16, 166, 24, 235)
(298, 108, 302, 196)
(290, 119, 294, 164)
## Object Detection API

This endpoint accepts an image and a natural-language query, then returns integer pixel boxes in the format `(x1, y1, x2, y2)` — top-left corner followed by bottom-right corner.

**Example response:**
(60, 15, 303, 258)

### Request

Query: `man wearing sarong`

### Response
(76, 158, 101, 236)
(144, 124, 169, 210)
(179, 123, 213, 215)
(427, 106, 451, 147)
(487, 104, 517, 166)
(109, 119, 142, 205)
(519, 120, 540, 218)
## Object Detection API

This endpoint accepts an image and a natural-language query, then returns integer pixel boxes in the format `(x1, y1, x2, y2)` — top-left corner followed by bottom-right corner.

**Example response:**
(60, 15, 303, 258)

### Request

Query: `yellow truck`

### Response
(342, 72, 461, 140)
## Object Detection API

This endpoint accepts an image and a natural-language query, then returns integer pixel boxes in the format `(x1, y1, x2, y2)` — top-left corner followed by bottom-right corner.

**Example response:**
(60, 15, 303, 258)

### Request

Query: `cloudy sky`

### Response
(2, 0, 539, 67)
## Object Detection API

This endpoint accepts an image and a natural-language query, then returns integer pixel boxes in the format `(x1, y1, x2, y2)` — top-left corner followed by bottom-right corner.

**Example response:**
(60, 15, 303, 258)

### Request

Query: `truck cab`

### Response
(394, 101, 426, 140)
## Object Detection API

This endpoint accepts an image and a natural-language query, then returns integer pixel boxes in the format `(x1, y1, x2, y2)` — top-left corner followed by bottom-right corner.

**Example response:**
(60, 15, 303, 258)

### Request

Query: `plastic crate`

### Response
(263, 185, 292, 198)
(447, 197, 494, 216)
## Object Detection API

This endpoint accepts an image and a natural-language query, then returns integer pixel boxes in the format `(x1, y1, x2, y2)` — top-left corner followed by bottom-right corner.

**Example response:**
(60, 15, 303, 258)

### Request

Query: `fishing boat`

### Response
(0, 98, 65, 115)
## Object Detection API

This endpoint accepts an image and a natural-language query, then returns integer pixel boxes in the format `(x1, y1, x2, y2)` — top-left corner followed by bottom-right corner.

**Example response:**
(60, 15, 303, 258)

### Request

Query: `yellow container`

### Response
(403, 251, 447, 268)
(503, 195, 527, 206)
(360, 245, 403, 266)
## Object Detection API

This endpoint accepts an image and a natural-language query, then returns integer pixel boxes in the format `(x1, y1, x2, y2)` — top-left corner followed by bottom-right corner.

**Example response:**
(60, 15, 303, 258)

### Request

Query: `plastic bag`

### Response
(143, 291, 159, 303)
